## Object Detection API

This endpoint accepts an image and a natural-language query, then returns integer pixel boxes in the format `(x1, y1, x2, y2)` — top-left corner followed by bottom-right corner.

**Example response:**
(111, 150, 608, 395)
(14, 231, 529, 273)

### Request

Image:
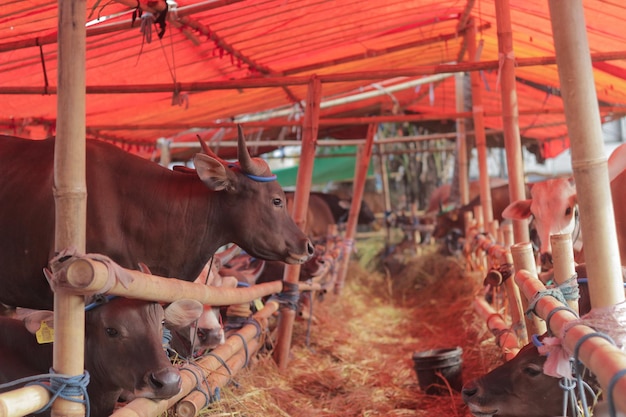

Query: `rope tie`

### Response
(2, 370, 93, 417)
(231, 333, 250, 368)
(140, 12, 155, 44)
(180, 364, 212, 407)
(525, 288, 569, 319)
(495, 50, 515, 91)
(554, 273, 580, 301)
(44, 247, 134, 296)
(545, 306, 579, 337)
(559, 377, 579, 417)
(269, 281, 300, 311)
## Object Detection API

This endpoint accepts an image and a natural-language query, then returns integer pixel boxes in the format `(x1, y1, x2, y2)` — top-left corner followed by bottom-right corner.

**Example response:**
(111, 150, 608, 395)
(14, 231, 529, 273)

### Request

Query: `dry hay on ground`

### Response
(197, 240, 504, 417)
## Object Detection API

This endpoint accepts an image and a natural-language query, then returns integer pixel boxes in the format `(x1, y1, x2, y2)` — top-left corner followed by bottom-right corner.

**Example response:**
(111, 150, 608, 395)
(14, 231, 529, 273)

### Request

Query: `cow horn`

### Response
(237, 125, 271, 177)
(197, 134, 228, 165)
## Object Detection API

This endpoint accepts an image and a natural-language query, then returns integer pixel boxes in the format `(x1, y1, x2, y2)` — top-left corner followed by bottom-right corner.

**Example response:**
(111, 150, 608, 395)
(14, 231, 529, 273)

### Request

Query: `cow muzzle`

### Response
(287, 239, 315, 264)
(139, 367, 182, 399)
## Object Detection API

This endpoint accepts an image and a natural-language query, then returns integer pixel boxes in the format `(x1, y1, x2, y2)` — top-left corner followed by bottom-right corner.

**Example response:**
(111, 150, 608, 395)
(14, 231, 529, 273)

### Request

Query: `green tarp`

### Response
(273, 146, 375, 188)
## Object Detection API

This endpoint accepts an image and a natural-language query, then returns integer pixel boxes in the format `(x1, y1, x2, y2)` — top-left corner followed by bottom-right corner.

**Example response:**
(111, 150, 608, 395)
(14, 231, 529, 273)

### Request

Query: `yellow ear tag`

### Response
(253, 298, 264, 312)
(36, 322, 54, 344)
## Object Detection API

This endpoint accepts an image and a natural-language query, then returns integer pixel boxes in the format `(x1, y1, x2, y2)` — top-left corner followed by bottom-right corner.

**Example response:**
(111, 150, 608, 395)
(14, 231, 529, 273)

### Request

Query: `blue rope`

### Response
(608, 368, 626, 417)
(0, 370, 91, 417)
(525, 288, 569, 319)
(227, 163, 277, 182)
(573, 332, 615, 417)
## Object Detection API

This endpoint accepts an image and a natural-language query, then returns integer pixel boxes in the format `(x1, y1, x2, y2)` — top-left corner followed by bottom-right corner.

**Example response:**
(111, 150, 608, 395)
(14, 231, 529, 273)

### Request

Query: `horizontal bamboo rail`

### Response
(473, 297, 520, 360)
(60, 256, 315, 306)
(0, 385, 50, 417)
(515, 269, 626, 415)
(109, 301, 279, 417)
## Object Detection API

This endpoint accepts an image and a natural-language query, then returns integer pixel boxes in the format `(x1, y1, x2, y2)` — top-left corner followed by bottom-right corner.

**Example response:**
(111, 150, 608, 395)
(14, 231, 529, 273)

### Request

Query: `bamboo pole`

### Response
(334, 123, 377, 294)
(63, 257, 283, 305)
(548, 0, 625, 309)
(0, 386, 50, 417)
(550, 234, 579, 313)
(473, 297, 519, 361)
(495, 0, 529, 244)
(109, 301, 279, 417)
(4, 51, 626, 92)
(176, 338, 261, 417)
(502, 223, 528, 346)
(467, 19, 493, 228)
(273, 76, 321, 370)
(510, 242, 546, 338)
(455, 72, 470, 205)
(51, 1, 88, 416)
(515, 270, 626, 415)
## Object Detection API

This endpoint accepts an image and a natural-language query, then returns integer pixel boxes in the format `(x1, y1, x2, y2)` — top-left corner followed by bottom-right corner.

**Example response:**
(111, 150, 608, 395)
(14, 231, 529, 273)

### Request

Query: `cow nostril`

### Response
(149, 368, 181, 396)
(306, 241, 315, 256)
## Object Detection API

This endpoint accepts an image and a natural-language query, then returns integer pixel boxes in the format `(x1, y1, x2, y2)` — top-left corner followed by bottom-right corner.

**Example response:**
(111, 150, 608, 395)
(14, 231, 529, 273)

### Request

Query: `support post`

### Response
(495, 0, 529, 243)
(455, 72, 470, 205)
(467, 19, 493, 229)
(548, 0, 625, 309)
(52, 1, 88, 417)
(273, 76, 321, 370)
(334, 123, 377, 294)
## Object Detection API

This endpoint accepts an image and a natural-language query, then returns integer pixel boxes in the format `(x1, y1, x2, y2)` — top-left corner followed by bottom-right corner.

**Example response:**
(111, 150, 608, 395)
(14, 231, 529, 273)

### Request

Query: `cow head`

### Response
(84, 297, 181, 410)
(164, 299, 226, 358)
(195, 126, 314, 265)
(502, 178, 578, 271)
(462, 341, 564, 417)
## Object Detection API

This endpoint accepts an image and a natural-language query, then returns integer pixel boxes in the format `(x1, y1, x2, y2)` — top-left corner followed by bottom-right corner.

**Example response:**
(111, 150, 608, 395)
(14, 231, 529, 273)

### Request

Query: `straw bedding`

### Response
(195, 237, 504, 417)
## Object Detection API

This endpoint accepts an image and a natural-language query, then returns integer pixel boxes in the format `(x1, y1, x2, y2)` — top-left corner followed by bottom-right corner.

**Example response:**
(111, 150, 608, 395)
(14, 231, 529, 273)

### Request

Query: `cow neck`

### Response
(152, 170, 228, 279)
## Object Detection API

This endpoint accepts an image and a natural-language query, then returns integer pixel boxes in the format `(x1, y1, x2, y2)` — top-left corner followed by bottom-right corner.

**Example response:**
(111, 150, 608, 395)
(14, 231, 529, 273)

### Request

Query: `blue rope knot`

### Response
(554, 273, 580, 301)
(269, 281, 300, 311)
(28, 369, 91, 417)
(525, 288, 569, 319)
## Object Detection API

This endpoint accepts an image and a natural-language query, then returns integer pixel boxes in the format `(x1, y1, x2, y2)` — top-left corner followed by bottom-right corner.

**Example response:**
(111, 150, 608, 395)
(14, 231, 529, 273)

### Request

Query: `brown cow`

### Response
(286, 192, 337, 240)
(432, 183, 531, 239)
(0, 297, 181, 417)
(461, 336, 596, 417)
(0, 129, 313, 310)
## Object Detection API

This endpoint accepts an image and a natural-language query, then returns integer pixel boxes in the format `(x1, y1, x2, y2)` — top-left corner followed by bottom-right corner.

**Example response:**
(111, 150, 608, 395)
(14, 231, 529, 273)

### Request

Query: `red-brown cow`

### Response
(0, 297, 181, 417)
(0, 128, 313, 310)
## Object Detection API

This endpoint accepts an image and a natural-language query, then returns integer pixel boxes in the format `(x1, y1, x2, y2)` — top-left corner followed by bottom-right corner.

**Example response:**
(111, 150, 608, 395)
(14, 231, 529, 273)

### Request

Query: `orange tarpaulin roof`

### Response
(1, 0, 625, 161)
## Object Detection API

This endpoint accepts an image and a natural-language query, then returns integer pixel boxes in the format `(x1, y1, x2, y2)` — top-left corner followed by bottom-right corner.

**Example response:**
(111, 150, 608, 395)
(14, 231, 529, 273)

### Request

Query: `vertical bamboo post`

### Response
(53, 1, 87, 417)
(502, 223, 527, 345)
(550, 234, 579, 313)
(548, 0, 625, 309)
(377, 144, 392, 248)
(334, 124, 377, 294)
(495, 0, 530, 244)
(274, 76, 321, 370)
(455, 72, 470, 205)
(510, 242, 546, 338)
(467, 19, 493, 227)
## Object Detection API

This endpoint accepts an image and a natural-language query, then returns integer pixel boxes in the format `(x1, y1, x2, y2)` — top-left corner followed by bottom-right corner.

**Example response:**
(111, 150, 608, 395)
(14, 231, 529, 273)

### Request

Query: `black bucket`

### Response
(412, 347, 463, 395)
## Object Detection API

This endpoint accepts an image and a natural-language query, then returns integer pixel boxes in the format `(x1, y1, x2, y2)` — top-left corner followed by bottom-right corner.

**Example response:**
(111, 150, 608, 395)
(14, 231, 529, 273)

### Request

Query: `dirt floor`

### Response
(196, 235, 504, 417)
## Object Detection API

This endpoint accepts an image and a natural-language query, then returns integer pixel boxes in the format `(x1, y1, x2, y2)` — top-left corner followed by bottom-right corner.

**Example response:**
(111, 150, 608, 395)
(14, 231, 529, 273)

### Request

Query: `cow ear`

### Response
(164, 299, 204, 327)
(502, 199, 533, 220)
(193, 154, 235, 192)
(338, 199, 351, 210)
(22, 310, 55, 335)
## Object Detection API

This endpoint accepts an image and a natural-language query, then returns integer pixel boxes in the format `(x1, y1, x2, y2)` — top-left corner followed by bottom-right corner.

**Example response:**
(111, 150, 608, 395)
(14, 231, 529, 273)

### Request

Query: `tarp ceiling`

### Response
(1, 0, 626, 162)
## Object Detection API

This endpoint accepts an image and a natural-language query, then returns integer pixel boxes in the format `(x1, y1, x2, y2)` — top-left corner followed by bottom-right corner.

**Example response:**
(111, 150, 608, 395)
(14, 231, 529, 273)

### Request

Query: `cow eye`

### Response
(565, 207, 572, 216)
(105, 327, 119, 337)
(523, 364, 542, 377)
(273, 198, 283, 207)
